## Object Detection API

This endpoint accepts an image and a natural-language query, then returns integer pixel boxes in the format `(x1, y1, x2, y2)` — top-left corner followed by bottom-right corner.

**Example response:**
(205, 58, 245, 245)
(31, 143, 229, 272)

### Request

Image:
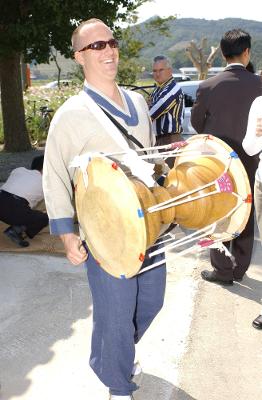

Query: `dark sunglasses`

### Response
(78, 38, 119, 52)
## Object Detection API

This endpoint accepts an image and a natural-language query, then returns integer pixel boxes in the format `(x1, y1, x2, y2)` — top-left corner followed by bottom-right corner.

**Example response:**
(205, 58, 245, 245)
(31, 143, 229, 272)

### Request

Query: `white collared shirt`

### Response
(242, 96, 262, 182)
(225, 63, 245, 68)
(2, 167, 44, 208)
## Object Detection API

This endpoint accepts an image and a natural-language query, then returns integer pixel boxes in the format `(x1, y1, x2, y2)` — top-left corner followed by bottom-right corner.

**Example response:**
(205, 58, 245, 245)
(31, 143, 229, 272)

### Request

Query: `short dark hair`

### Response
(31, 155, 44, 171)
(220, 29, 251, 59)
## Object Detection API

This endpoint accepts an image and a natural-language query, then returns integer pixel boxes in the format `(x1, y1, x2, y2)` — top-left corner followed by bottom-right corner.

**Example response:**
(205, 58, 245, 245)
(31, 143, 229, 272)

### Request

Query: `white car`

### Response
(179, 80, 202, 135)
(41, 80, 73, 89)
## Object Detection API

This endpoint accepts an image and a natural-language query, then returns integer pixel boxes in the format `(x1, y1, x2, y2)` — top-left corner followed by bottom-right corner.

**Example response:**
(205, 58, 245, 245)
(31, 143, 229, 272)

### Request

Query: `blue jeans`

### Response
(86, 247, 166, 396)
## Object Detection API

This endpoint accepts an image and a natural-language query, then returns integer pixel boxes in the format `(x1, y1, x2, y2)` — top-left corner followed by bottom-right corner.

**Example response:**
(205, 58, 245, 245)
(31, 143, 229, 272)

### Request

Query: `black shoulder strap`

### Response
(100, 106, 148, 155)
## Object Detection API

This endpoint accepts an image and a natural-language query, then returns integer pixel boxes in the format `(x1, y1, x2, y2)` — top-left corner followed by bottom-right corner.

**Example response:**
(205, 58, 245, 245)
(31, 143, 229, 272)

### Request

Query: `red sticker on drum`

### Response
(139, 253, 145, 262)
(216, 173, 233, 192)
(245, 194, 252, 203)
(111, 162, 118, 170)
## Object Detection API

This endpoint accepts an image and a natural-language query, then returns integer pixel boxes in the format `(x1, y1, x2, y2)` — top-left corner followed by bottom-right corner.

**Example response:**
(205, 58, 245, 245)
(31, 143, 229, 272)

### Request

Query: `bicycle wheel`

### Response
(25, 116, 38, 146)
(38, 113, 52, 144)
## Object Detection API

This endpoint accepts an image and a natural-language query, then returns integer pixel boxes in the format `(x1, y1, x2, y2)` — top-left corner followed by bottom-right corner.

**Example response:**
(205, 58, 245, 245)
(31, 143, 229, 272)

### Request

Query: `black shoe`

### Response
(252, 315, 262, 330)
(4, 227, 29, 247)
(233, 272, 246, 282)
(12, 225, 27, 235)
(234, 277, 243, 282)
(201, 270, 233, 285)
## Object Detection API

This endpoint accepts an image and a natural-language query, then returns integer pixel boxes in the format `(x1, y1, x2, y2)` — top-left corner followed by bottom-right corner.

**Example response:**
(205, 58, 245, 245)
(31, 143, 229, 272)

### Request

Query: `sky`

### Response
(136, 0, 262, 24)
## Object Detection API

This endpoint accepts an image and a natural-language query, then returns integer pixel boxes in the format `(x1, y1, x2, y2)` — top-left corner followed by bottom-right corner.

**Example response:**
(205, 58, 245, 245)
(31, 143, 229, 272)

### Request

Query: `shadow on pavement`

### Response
(134, 373, 197, 400)
(225, 275, 262, 305)
(222, 237, 262, 304)
(0, 254, 92, 400)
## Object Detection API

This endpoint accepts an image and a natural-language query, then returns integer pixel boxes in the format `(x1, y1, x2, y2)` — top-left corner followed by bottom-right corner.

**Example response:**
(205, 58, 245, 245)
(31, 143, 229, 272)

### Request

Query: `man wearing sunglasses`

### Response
(43, 18, 166, 400)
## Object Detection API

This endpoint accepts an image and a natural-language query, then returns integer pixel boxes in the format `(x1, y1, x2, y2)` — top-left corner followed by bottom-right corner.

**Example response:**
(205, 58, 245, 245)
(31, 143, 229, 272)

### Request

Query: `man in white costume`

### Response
(243, 96, 262, 330)
(43, 19, 166, 399)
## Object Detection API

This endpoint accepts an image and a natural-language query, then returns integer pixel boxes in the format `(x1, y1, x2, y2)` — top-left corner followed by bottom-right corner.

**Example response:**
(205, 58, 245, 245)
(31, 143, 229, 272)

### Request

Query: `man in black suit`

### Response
(191, 28, 262, 285)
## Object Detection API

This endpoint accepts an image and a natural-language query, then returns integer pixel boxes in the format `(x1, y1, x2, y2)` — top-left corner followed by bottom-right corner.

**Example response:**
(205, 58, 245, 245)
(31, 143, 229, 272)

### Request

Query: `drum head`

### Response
(169, 134, 251, 240)
(75, 156, 147, 279)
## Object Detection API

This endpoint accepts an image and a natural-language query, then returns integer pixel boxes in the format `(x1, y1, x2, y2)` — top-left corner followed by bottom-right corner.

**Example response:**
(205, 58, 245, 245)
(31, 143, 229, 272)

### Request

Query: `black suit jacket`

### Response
(191, 65, 262, 185)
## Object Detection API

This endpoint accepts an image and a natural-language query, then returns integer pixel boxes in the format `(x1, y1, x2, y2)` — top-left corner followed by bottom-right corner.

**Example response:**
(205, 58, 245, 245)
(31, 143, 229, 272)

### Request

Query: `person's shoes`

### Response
(4, 226, 29, 247)
(12, 225, 27, 235)
(234, 276, 243, 282)
(252, 315, 262, 330)
(132, 362, 142, 376)
(201, 270, 233, 285)
(233, 272, 248, 282)
(109, 396, 134, 399)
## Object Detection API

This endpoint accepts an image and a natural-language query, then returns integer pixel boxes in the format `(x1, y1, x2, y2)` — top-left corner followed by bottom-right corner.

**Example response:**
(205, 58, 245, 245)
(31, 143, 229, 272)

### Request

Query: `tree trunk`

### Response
(185, 39, 219, 81)
(0, 53, 32, 152)
(51, 48, 62, 87)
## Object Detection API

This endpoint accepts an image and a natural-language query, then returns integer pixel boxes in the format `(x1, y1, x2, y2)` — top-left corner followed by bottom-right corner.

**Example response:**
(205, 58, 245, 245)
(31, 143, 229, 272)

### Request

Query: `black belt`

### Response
(0, 190, 29, 205)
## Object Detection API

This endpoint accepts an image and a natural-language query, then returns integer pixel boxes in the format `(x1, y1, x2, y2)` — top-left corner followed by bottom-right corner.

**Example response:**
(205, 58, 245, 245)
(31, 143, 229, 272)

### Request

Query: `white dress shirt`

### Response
(1, 167, 44, 208)
(243, 96, 262, 182)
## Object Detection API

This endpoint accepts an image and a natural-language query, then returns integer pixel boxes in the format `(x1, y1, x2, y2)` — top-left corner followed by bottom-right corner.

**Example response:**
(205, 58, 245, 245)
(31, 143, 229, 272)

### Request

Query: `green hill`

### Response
(133, 17, 262, 70)
(31, 18, 262, 79)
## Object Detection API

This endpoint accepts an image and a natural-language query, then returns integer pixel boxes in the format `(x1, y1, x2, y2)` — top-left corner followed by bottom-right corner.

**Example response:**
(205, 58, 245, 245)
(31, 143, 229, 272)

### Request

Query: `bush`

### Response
(23, 82, 82, 144)
(0, 78, 154, 146)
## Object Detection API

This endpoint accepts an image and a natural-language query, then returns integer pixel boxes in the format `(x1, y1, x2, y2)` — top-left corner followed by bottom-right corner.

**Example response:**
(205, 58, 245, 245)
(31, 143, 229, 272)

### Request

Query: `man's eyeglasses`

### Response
(78, 38, 119, 52)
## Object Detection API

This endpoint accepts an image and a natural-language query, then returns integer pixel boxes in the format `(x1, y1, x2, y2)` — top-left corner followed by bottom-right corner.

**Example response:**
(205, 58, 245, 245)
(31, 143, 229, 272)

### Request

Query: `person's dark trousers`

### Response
(210, 203, 255, 280)
(156, 133, 183, 169)
(210, 151, 256, 280)
(0, 190, 48, 238)
(86, 245, 166, 396)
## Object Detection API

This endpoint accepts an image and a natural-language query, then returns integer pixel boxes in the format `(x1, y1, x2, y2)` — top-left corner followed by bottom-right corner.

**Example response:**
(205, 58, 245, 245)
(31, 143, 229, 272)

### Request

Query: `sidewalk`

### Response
(177, 232, 262, 400)
(0, 224, 261, 400)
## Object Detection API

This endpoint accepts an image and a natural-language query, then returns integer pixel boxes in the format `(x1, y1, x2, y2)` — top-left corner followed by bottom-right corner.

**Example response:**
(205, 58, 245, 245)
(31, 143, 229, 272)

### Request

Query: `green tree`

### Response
(117, 26, 144, 84)
(116, 15, 175, 84)
(0, 0, 147, 152)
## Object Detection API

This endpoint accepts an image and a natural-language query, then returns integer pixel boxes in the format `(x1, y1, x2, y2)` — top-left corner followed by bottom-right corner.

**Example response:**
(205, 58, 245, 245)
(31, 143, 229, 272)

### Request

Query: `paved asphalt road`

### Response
(0, 223, 261, 400)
